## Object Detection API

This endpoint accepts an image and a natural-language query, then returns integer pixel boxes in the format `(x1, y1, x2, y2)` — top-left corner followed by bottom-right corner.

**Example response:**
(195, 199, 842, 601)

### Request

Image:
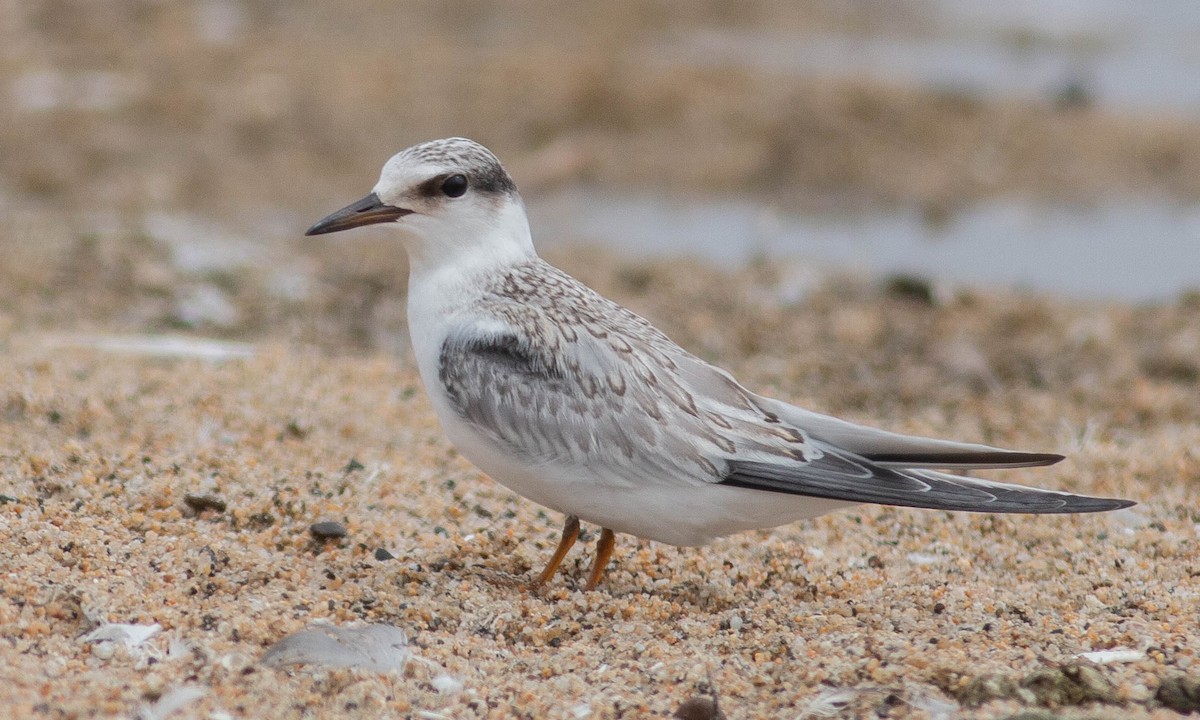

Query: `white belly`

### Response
(434, 401, 854, 546)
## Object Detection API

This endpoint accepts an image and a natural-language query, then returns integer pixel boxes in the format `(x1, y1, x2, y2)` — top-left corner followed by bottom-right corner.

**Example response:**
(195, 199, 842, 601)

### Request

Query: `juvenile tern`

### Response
(306, 138, 1134, 590)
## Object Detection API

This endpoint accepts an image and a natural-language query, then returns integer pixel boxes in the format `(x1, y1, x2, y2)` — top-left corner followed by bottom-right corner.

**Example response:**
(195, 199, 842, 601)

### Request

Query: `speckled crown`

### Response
(398, 138, 517, 196)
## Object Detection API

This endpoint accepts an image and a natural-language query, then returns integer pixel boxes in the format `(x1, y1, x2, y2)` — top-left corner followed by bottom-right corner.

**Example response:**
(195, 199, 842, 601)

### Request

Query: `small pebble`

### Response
(883, 274, 936, 305)
(309, 521, 348, 540)
(183, 493, 227, 513)
(1021, 663, 1116, 706)
(1157, 675, 1200, 713)
(674, 696, 724, 720)
(373, 548, 395, 561)
(91, 643, 115, 660)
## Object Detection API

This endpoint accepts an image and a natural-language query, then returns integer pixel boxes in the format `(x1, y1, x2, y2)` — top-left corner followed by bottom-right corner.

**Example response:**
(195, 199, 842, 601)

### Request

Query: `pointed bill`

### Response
(305, 193, 412, 236)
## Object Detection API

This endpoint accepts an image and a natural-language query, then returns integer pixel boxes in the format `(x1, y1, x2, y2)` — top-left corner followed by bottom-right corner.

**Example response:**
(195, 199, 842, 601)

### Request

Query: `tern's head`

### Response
(306, 138, 533, 269)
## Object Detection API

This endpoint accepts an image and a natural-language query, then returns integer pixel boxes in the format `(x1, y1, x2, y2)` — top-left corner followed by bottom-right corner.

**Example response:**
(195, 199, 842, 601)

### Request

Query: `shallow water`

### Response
(648, 0, 1200, 115)
(152, 193, 1200, 303)
(548, 2, 1200, 301)
(530, 190, 1200, 301)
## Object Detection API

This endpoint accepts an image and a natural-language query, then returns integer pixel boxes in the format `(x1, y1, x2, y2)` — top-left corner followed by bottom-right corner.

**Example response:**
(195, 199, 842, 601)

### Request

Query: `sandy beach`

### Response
(2, 2, 1199, 718)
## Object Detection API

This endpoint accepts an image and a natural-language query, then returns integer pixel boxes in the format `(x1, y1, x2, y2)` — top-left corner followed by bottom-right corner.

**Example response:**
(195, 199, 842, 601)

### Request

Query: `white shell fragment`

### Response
(1076, 648, 1147, 664)
(137, 685, 206, 720)
(83, 623, 163, 647)
(260, 624, 410, 673)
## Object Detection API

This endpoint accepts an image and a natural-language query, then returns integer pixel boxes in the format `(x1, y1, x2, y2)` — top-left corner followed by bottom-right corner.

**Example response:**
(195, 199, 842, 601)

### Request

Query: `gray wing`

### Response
(436, 323, 747, 483)
(721, 446, 1135, 514)
(438, 306, 1133, 514)
(749, 395, 1064, 470)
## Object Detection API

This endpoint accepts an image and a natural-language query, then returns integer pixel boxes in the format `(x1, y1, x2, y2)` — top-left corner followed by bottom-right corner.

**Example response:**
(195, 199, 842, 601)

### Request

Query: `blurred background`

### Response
(3, 0, 1200, 352)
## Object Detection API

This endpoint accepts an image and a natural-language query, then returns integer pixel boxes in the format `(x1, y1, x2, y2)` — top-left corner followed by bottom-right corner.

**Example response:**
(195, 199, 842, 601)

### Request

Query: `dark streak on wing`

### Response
(439, 332, 567, 419)
(455, 333, 562, 379)
(720, 450, 1135, 514)
(439, 331, 580, 463)
(865, 451, 1065, 469)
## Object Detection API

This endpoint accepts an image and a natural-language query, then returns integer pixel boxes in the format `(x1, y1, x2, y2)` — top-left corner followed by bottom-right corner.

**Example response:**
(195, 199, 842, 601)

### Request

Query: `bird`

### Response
(305, 137, 1135, 590)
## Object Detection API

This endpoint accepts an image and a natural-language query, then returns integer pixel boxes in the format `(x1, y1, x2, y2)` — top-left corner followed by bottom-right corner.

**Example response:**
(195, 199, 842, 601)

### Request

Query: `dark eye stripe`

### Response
(415, 167, 516, 199)
(416, 176, 445, 198)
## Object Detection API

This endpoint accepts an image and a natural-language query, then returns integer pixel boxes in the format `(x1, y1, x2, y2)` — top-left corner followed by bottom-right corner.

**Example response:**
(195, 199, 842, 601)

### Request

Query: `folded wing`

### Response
(438, 267, 1134, 515)
(720, 441, 1133, 514)
(752, 396, 1064, 469)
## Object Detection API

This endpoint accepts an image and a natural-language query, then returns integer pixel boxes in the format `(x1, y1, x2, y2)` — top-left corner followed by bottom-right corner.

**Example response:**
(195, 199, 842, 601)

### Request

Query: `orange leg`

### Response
(533, 515, 580, 586)
(585, 528, 616, 591)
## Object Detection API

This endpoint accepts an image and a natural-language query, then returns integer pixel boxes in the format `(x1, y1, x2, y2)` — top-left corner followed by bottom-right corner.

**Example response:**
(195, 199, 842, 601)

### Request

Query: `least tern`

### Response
(307, 138, 1134, 590)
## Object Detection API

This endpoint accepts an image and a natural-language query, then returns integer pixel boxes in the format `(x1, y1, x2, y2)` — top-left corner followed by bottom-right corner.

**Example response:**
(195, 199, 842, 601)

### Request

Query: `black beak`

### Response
(304, 193, 413, 236)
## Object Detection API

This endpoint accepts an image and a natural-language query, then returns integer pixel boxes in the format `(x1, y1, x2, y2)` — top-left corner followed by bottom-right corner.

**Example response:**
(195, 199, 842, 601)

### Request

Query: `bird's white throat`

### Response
(398, 194, 536, 284)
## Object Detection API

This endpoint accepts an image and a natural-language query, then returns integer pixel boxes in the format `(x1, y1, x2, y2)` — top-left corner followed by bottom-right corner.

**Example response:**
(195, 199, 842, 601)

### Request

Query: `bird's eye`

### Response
(441, 174, 468, 198)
